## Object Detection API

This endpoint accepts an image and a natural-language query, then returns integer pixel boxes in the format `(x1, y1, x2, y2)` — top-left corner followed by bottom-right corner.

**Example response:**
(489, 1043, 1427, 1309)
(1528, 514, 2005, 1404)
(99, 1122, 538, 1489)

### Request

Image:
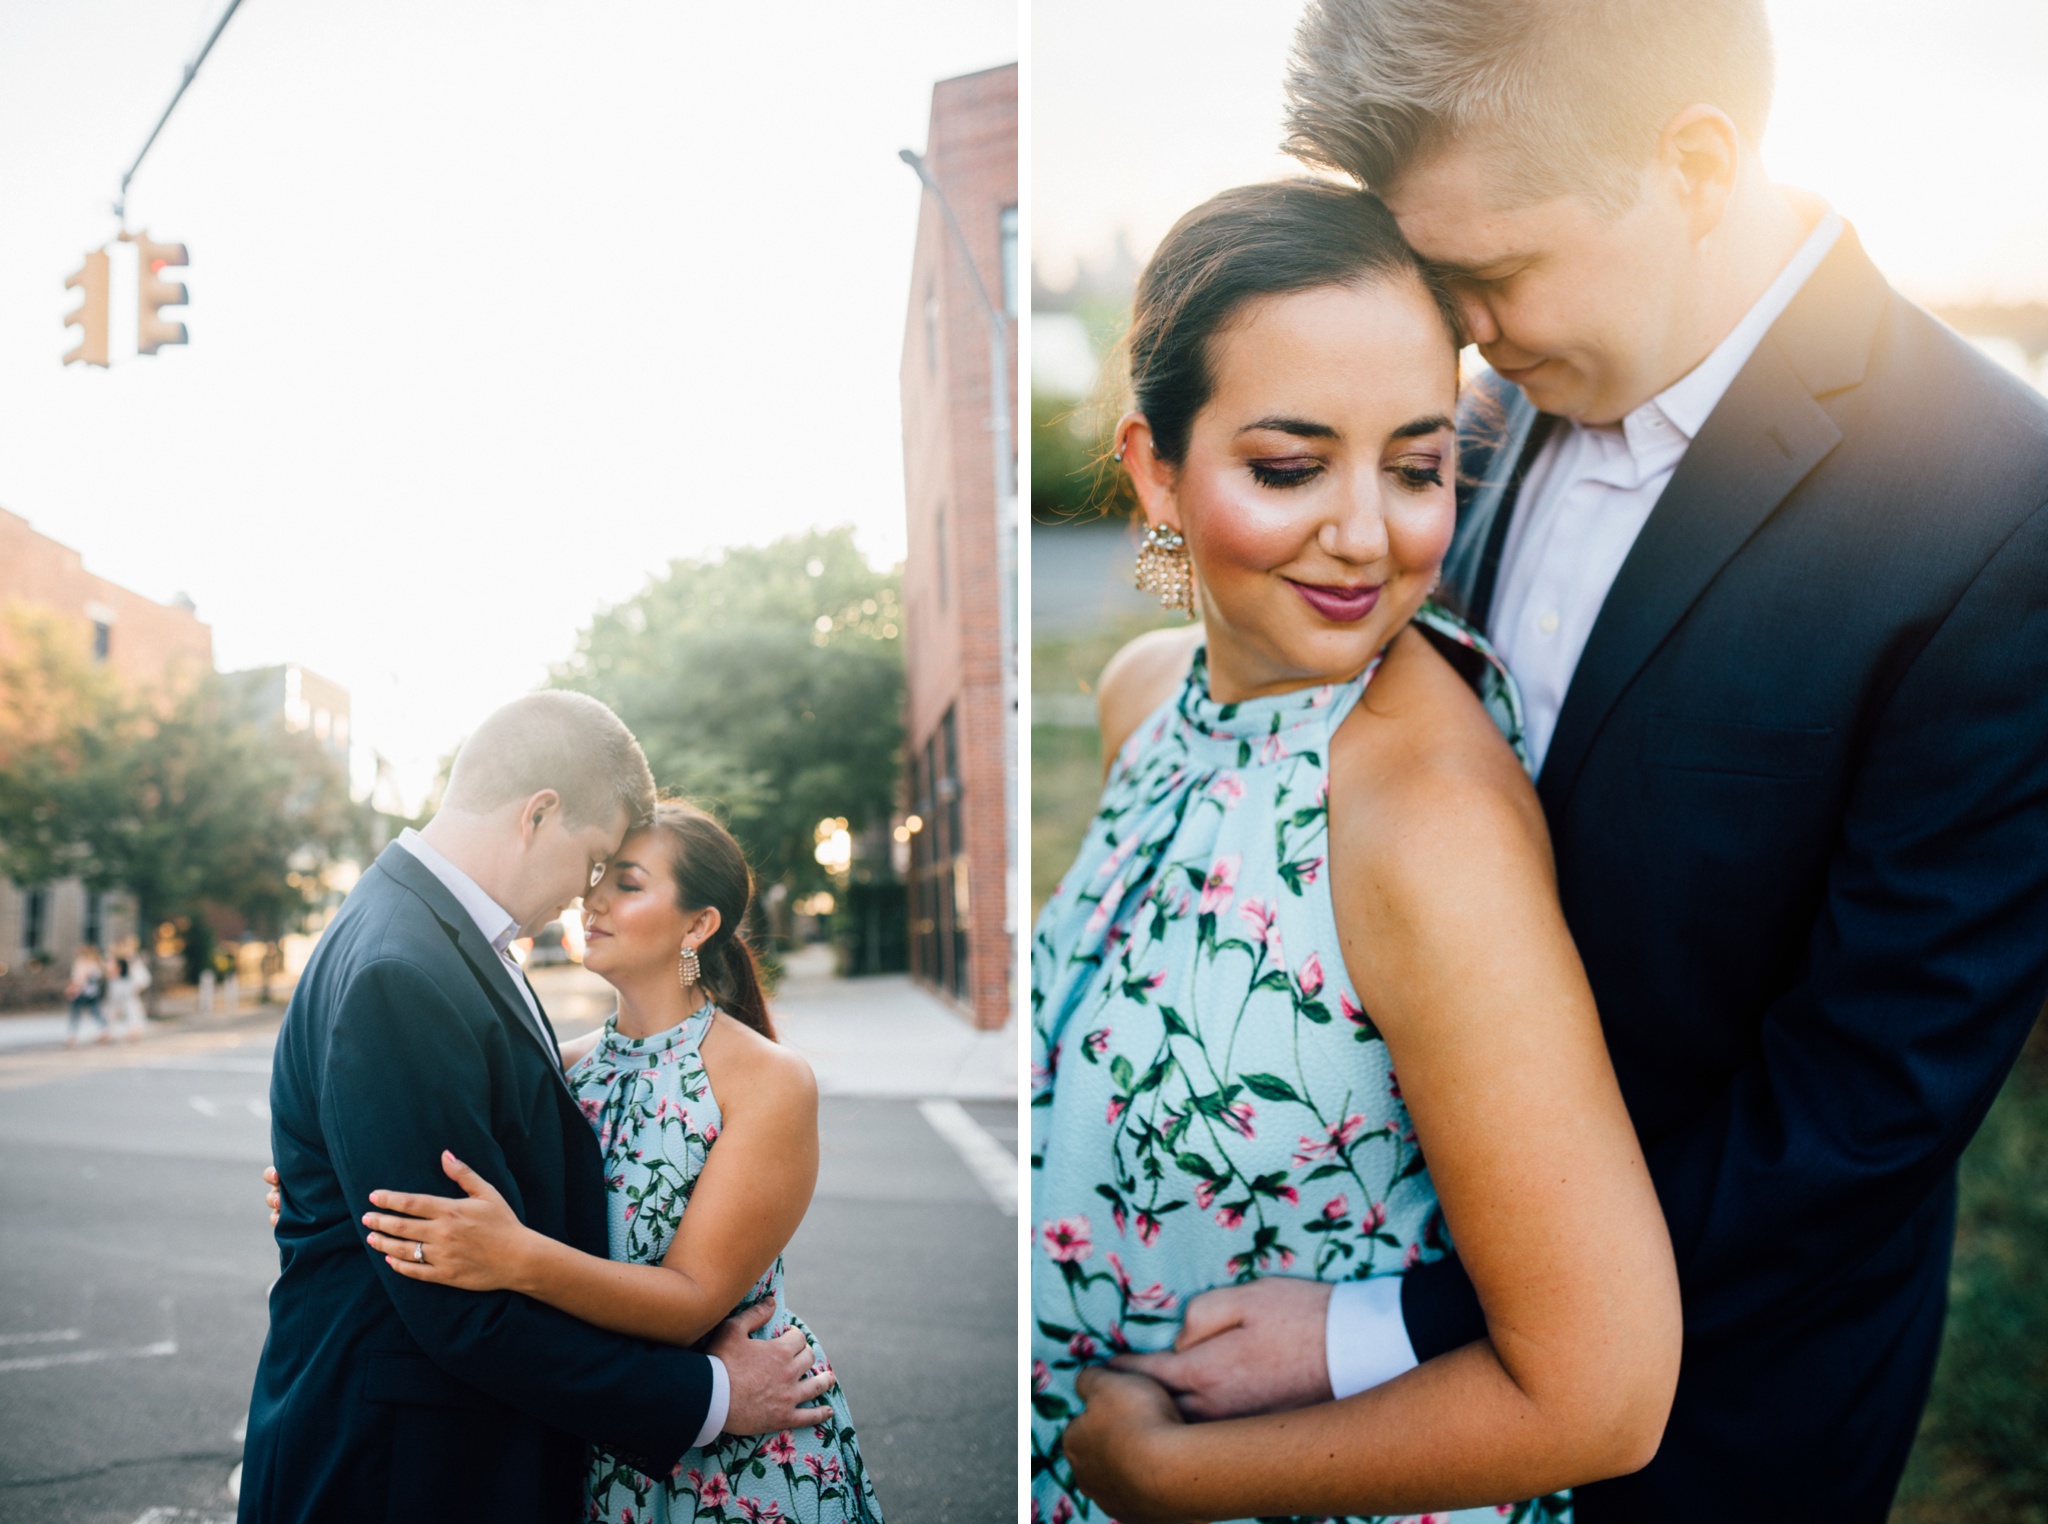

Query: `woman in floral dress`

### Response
(1032, 181, 1682, 1524)
(359, 801, 881, 1524)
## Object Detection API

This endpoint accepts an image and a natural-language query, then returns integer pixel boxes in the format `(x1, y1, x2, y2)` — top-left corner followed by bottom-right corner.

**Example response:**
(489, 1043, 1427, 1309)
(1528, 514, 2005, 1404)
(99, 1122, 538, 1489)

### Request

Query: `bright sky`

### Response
(0, 0, 1013, 810)
(1033, 0, 2048, 305)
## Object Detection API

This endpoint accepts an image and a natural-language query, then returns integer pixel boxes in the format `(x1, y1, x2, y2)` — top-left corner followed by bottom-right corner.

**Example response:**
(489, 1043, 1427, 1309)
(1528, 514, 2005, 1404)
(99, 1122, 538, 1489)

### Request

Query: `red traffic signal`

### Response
(129, 231, 189, 355)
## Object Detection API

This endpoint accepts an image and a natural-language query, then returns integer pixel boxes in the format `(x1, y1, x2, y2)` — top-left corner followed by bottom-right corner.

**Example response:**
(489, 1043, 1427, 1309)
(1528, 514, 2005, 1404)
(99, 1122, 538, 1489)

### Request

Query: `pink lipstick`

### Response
(1287, 579, 1381, 623)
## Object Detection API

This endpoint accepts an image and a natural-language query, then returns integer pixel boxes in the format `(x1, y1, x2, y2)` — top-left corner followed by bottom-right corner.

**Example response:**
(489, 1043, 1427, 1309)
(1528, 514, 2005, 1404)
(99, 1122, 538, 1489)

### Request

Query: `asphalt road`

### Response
(0, 1018, 1017, 1524)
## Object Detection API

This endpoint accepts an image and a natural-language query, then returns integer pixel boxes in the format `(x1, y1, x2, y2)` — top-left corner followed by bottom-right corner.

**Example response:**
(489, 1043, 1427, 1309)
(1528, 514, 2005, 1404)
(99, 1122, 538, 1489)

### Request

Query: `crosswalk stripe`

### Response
(917, 1099, 1017, 1216)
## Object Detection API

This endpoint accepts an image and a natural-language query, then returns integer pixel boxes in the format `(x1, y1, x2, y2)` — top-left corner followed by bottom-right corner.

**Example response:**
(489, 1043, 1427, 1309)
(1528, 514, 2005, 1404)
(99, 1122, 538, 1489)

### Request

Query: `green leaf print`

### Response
(1239, 1073, 1299, 1102)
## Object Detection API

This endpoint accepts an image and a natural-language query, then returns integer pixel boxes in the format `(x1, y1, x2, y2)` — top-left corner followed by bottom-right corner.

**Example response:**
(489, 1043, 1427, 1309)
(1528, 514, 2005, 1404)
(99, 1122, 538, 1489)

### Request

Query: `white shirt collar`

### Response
(396, 828, 521, 955)
(1643, 207, 1845, 446)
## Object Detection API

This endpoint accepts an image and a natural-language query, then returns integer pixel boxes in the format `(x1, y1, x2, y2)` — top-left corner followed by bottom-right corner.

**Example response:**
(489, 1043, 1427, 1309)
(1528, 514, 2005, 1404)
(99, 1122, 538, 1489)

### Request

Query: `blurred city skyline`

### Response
(0, 0, 1012, 810)
(1034, 0, 2048, 306)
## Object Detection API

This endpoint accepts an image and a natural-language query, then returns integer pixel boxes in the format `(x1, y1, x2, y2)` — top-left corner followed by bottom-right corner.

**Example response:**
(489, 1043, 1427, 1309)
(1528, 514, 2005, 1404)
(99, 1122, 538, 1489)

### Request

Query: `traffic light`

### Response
(62, 249, 110, 367)
(130, 231, 189, 355)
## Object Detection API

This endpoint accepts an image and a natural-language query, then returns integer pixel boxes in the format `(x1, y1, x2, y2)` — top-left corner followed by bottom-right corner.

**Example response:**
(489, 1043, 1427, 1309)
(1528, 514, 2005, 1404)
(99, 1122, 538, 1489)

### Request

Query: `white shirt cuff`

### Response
(692, 1355, 730, 1449)
(1326, 1277, 1420, 1400)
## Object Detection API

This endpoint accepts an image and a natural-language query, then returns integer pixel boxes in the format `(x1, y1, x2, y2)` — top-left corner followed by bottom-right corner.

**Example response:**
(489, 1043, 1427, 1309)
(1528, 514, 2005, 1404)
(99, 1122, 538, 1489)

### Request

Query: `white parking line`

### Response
(131, 1509, 235, 1524)
(0, 1328, 81, 1349)
(0, 1338, 176, 1373)
(917, 1099, 1018, 1216)
(188, 1096, 220, 1117)
(246, 1097, 270, 1121)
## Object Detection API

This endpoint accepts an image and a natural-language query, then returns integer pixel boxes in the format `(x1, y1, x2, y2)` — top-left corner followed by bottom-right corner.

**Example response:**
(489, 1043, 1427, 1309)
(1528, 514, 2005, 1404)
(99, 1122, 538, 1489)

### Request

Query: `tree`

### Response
(553, 527, 903, 900)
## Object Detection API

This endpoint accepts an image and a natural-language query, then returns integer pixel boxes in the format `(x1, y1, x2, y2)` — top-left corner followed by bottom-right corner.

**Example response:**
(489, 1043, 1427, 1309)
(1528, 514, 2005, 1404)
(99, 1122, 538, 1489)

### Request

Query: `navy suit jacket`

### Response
(1408, 227, 2048, 1521)
(238, 844, 713, 1524)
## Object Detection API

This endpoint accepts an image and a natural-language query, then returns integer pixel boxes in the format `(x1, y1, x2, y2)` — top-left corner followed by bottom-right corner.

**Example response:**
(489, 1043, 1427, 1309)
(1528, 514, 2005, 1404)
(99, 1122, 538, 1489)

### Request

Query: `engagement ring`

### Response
(412, 1241, 425, 1264)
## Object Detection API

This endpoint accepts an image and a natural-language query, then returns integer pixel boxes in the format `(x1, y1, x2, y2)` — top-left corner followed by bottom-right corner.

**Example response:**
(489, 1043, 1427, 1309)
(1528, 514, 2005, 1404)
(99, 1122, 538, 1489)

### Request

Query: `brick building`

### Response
(0, 507, 214, 992)
(898, 64, 1018, 1032)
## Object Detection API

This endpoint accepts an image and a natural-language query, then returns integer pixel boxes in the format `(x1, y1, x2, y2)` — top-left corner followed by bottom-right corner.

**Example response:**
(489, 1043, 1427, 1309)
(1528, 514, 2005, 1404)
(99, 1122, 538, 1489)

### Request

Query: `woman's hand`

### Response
(1064, 1366, 1197, 1524)
(263, 1165, 281, 1226)
(362, 1151, 538, 1293)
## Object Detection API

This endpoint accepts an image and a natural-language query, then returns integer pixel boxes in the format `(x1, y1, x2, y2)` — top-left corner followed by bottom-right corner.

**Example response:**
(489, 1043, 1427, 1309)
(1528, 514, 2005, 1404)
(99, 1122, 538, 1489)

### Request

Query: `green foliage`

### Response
(1894, 1018, 2048, 1523)
(1033, 388, 1113, 526)
(552, 527, 903, 898)
(0, 605, 364, 978)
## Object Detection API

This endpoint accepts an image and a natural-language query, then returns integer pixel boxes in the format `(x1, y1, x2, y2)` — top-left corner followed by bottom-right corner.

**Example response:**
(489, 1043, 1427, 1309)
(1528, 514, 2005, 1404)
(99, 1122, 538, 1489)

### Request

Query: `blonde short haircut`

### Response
(443, 691, 656, 831)
(1284, 0, 1774, 217)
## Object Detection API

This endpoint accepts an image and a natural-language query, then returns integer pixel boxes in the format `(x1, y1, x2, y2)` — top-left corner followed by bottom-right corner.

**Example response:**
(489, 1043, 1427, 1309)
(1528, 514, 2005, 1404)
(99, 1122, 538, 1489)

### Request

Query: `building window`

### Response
(1000, 206, 1018, 317)
(924, 281, 940, 374)
(22, 887, 49, 957)
(940, 707, 968, 1000)
(91, 621, 111, 663)
(908, 708, 970, 1005)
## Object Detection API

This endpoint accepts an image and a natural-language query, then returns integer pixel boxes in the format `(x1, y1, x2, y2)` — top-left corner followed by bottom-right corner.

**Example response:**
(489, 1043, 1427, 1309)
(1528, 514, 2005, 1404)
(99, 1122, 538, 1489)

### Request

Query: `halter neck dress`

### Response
(1029, 604, 1569, 1524)
(569, 1000, 883, 1524)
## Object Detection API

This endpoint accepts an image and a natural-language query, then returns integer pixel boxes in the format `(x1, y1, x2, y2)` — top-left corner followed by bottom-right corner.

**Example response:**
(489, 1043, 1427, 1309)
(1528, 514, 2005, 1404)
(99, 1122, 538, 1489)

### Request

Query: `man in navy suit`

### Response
(1071, 2, 2048, 1518)
(239, 692, 834, 1524)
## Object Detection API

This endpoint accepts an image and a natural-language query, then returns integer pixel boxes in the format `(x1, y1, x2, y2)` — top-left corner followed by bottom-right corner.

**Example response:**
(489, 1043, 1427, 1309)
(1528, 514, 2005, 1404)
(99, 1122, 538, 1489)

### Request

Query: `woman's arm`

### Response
(363, 1015, 821, 1347)
(1065, 630, 1681, 1522)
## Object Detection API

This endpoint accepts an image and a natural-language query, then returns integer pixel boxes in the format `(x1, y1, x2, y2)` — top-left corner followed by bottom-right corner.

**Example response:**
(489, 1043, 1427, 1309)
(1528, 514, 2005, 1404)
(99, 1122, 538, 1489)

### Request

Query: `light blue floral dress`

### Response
(1029, 605, 1569, 1524)
(570, 1000, 883, 1524)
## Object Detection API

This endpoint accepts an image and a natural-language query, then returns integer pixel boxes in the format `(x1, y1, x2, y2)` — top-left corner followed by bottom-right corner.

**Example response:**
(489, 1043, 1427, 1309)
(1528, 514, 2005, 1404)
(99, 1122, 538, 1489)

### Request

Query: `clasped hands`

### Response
(1062, 1277, 1334, 1524)
(261, 1156, 835, 1435)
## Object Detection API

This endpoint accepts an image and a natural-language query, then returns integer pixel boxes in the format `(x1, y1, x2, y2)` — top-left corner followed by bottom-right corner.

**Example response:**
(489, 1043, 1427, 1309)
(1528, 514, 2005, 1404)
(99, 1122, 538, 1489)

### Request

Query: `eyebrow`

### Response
(610, 859, 641, 873)
(1238, 416, 1337, 440)
(1391, 414, 1455, 440)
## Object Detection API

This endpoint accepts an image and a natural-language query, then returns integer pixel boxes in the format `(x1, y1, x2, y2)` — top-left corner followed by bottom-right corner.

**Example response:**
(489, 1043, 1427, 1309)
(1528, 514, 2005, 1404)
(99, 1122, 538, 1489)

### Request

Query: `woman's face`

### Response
(1127, 276, 1459, 701)
(580, 829, 695, 986)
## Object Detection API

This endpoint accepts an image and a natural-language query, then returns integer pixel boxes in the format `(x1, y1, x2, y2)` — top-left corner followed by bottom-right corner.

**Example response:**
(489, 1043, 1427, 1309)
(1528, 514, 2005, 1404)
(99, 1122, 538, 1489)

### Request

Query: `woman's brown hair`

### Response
(648, 799, 775, 1040)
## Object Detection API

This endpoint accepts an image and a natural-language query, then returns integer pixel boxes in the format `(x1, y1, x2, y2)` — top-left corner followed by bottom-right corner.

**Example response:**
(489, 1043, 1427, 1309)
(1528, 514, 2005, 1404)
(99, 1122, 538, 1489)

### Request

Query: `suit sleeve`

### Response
(320, 956, 712, 1467)
(1407, 496, 2048, 1357)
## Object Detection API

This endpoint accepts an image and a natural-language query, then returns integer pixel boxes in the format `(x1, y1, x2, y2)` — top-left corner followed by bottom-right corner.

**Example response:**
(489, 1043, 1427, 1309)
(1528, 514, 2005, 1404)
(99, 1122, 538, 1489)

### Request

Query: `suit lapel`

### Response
(1444, 377, 1543, 623)
(373, 845, 576, 1100)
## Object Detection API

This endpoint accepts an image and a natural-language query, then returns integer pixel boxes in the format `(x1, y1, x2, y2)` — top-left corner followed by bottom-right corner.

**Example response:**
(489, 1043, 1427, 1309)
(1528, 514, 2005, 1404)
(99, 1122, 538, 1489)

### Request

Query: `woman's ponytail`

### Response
(651, 799, 778, 1041)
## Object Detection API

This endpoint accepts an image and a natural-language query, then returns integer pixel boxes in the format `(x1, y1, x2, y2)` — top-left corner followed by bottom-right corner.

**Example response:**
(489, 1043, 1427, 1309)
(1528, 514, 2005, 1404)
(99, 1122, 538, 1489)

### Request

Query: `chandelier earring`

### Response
(677, 942, 701, 991)
(1135, 521, 1195, 617)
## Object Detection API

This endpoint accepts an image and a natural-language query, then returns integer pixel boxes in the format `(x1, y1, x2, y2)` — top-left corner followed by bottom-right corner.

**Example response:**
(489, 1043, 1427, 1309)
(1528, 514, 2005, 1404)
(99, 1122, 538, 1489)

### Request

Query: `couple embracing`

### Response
(1032, 1, 2048, 1521)
(239, 691, 883, 1523)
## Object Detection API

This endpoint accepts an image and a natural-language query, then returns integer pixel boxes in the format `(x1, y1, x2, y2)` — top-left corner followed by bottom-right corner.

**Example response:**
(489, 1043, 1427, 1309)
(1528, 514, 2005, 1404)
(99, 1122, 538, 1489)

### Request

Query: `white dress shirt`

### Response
(1325, 207, 1845, 1401)
(395, 829, 730, 1446)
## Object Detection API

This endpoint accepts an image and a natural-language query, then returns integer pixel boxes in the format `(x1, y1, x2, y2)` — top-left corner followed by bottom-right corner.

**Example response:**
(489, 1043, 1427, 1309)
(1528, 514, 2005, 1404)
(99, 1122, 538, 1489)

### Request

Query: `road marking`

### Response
(0, 1328, 81, 1348)
(132, 1510, 234, 1524)
(228, 1461, 242, 1499)
(246, 1097, 270, 1120)
(0, 1337, 176, 1373)
(188, 1095, 220, 1117)
(147, 1058, 273, 1075)
(917, 1099, 1017, 1216)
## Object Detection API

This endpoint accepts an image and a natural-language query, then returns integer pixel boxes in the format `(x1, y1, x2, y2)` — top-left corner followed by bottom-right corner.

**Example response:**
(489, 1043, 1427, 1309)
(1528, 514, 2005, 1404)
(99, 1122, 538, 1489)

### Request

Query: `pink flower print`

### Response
(1405, 1242, 1423, 1269)
(1198, 854, 1241, 915)
(764, 1430, 799, 1466)
(1136, 1211, 1163, 1247)
(1215, 1203, 1245, 1230)
(1341, 992, 1369, 1027)
(1362, 1200, 1388, 1232)
(1069, 1332, 1098, 1361)
(1323, 1195, 1348, 1222)
(1083, 1028, 1110, 1059)
(598, 1122, 614, 1149)
(1293, 1114, 1367, 1166)
(1052, 1498, 1076, 1524)
(1206, 772, 1246, 807)
(1258, 730, 1288, 764)
(804, 1453, 829, 1482)
(702, 1123, 718, 1144)
(1111, 1203, 1127, 1237)
(1106, 1096, 1127, 1125)
(1297, 952, 1324, 997)
(624, 1202, 638, 1220)
(1221, 1100, 1257, 1139)
(698, 1473, 732, 1508)
(1294, 856, 1324, 887)
(1276, 1185, 1299, 1206)
(737, 1500, 785, 1524)
(1041, 1216, 1093, 1262)
(1238, 898, 1279, 947)
(1129, 1279, 1178, 1311)
(1032, 1358, 1050, 1393)
(1310, 683, 1336, 708)
(1193, 1177, 1217, 1210)
(1389, 1069, 1402, 1099)
(826, 1457, 844, 1483)
(1084, 898, 1113, 936)
(1315, 776, 1330, 806)
(1278, 1247, 1296, 1269)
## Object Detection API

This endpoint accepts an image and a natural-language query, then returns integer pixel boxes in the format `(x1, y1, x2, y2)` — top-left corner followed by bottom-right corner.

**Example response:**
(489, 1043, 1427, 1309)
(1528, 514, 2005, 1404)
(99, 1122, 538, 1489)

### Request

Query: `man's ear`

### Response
(518, 789, 562, 846)
(1661, 104, 1741, 244)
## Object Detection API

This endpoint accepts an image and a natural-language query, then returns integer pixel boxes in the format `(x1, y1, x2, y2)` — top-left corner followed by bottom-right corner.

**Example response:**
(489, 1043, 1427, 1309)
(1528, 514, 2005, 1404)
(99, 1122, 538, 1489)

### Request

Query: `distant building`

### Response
(898, 63, 1018, 1032)
(0, 507, 212, 993)
(225, 663, 351, 763)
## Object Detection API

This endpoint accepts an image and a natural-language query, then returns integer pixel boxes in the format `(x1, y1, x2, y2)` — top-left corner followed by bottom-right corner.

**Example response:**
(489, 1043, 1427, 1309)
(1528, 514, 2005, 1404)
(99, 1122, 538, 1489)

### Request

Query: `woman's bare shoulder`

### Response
(1096, 623, 1203, 763)
(1332, 625, 1548, 873)
(701, 1013, 818, 1120)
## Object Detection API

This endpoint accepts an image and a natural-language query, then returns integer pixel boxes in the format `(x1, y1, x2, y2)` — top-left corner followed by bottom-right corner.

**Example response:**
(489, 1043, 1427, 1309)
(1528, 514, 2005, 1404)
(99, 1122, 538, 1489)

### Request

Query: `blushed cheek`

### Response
(1185, 486, 1315, 578)
(1390, 493, 1456, 576)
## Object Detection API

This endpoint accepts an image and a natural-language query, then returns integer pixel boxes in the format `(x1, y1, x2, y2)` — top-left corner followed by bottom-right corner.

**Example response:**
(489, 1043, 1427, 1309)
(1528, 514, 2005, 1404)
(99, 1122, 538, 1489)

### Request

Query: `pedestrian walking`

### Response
(107, 951, 152, 1041)
(64, 945, 109, 1047)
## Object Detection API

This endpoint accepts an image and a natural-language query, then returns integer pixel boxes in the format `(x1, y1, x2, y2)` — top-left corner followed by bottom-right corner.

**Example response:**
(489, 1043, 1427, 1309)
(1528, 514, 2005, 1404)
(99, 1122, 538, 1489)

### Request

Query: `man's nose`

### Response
(1456, 290, 1500, 348)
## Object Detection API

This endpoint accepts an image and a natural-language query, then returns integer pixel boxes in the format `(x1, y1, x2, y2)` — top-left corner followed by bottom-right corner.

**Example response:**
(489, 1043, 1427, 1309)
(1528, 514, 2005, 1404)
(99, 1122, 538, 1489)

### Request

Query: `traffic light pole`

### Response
(113, 0, 245, 224)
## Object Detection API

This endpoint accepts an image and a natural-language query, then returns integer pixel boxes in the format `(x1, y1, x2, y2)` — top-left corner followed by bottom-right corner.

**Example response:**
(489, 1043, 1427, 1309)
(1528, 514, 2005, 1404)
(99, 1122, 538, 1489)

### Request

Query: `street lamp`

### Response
(898, 146, 1018, 949)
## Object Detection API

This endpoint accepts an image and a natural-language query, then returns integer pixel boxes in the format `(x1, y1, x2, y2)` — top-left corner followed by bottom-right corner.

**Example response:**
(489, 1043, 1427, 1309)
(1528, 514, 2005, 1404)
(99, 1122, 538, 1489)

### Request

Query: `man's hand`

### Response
(1064, 1366, 1195, 1524)
(1109, 1277, 1333, 1420)
(712, 1296, 838, 1436)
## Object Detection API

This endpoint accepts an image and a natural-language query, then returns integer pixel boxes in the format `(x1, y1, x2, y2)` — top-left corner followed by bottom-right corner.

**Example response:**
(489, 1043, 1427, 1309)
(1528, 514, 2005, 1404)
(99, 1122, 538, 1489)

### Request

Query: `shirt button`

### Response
(1538, 611, 1561, 635)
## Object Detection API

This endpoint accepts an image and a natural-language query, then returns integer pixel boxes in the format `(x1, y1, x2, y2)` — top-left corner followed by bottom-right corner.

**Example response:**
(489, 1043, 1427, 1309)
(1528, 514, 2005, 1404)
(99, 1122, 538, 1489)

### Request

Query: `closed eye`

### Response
(1248, 458, 1323, 488)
